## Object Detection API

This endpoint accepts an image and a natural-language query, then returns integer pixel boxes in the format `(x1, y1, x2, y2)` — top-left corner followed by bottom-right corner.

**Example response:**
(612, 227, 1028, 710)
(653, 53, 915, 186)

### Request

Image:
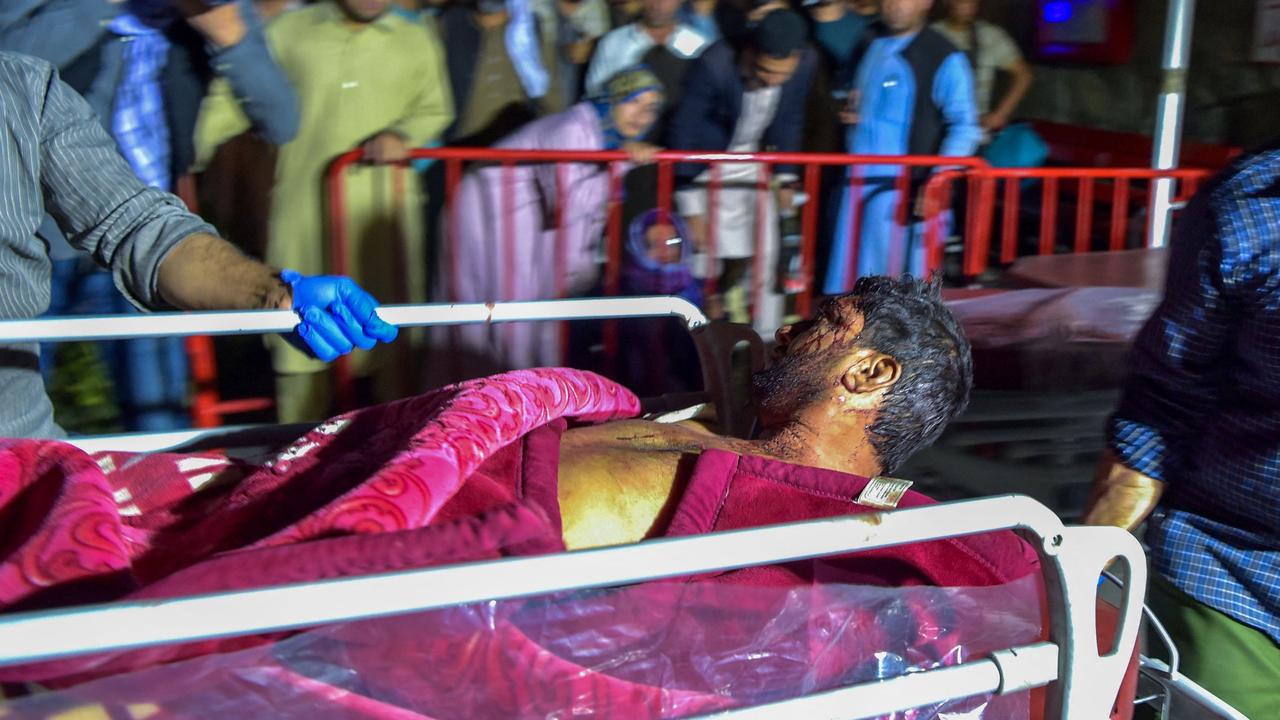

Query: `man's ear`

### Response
(839, 349, 901, 402)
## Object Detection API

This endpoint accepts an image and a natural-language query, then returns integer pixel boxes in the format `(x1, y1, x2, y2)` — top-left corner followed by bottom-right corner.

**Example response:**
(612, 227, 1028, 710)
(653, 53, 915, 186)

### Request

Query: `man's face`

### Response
(753, 52, 801, 87)
(944, 0, 978, 23)
(752, 296, 866, 423)
(880, 0, 932, 33)
(642, 0, 681, 28)
(339, 0, 393, 23)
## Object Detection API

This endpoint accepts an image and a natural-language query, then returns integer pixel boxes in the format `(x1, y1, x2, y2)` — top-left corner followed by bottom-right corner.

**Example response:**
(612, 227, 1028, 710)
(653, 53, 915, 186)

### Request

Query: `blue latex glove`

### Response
(280, 270, 398, 362)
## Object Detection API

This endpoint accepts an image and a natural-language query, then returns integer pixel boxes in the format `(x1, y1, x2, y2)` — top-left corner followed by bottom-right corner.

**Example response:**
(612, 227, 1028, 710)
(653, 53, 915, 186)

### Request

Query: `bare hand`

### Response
(1081, 451, 1166, 531)
(838, 91, 861, 125)
(981, 111, 1010, 132)
(684, 214, 707, 252)
(174, 0, 248, 49)
(624, 142, 661, 165)
(777, 187, 795, 213)
(556, 0, 583, 15)
(363, 132, 410, 164)
(565, 38, 595, 65)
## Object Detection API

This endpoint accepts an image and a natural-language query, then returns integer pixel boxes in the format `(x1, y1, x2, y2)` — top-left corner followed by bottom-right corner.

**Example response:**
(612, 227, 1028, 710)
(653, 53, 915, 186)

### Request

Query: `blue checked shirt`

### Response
(110, 8, 172, 191)
(1109, 143, 1280, 644)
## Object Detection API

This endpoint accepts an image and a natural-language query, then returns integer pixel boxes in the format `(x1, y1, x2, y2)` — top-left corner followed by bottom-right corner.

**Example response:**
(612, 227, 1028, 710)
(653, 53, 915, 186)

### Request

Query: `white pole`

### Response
(1148, 0, 1197, 248)
(0, 297, 709, 344)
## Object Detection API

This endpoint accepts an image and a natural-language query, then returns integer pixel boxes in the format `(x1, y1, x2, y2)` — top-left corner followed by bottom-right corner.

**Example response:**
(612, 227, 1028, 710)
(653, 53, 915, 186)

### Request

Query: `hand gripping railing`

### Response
(0, 494, 1146, 720)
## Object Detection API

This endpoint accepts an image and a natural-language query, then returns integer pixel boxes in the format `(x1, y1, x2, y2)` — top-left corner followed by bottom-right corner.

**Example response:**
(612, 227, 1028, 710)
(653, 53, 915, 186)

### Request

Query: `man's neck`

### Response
(812, 3, 846, 22)
(889, 20, 926, 37)
(752, 415, 881, 478)
(476, 9, 510, 28)
(944, 17, 974, 33)
(642, 22, 676, 44)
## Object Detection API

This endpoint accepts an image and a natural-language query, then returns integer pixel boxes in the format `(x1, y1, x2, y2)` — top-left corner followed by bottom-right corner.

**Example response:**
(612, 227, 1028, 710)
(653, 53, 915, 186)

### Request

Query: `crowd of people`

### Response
(0, 0, 1034, 426)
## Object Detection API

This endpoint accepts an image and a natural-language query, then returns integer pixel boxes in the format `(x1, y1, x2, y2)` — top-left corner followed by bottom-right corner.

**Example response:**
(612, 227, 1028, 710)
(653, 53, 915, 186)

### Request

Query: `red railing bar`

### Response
(328, 147, 992, 169)
(964, 174, 993, 277)
(657, 160, 673, 220)
(1039, 177, 1058, 256)
(1001, 178, 1019, 264)
(1075, 178, 1094, 253)
(1110, 178, 1131, 251)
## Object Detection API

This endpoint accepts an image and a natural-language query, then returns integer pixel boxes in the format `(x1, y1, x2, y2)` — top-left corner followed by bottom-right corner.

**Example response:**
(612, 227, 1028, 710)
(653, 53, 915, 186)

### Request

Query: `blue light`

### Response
(1043, 0, 1073, 23)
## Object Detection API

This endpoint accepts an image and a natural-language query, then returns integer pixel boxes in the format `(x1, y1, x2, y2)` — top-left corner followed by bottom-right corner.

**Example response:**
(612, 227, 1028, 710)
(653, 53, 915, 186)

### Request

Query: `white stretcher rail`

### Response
(0, 297, 708, 343)
(0, 494, 1147, 720)
(3, 297, 709, 454)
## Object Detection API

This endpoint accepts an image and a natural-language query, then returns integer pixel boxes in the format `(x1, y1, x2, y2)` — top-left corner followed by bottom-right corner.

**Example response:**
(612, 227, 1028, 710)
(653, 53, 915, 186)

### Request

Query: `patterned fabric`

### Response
(0, 52, 214, 438)
(109, 11, 173, 192)
(1108, 143, 1280, 644)
(0, 368, 1045, 718)
(0, 368, 638, 618)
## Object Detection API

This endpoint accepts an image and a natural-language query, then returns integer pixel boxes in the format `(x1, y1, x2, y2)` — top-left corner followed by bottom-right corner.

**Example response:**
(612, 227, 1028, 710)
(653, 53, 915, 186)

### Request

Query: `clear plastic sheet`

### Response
(3, 573, 1041, 720)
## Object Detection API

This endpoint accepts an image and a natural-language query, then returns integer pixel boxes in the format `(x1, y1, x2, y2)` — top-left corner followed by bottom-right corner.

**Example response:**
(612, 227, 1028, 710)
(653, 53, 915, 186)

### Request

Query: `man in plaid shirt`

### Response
(1085, 140, 1280, 717)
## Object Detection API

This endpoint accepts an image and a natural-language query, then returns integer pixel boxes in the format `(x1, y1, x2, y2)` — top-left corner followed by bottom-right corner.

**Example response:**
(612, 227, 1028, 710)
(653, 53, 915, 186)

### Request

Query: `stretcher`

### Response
(0, 297, 1247, 719)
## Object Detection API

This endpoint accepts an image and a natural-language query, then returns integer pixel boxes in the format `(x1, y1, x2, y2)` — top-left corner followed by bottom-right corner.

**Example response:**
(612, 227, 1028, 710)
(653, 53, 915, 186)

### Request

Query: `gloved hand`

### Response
(280, 270, 398, 362)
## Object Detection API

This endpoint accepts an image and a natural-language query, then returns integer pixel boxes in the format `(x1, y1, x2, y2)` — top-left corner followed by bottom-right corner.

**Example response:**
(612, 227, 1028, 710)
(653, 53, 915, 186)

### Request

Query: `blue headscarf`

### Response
(592, 66, 664, 149)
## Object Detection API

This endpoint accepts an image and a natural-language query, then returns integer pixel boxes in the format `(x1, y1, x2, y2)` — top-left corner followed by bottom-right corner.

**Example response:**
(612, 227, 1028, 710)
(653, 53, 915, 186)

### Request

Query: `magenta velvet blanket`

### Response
(0, 368, 1043, 719)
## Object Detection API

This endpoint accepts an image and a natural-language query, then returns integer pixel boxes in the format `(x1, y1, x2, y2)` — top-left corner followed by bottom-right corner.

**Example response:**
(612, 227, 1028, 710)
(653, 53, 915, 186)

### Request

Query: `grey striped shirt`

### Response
(0, 51, 213, 438)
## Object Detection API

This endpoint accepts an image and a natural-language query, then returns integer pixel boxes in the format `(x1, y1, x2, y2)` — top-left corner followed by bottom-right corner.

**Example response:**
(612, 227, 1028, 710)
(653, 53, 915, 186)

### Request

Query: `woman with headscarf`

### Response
(443, 66, 665, 371)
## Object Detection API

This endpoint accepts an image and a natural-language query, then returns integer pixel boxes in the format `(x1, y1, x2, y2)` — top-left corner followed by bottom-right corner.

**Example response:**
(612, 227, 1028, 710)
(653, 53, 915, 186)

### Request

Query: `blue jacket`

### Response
(0, 0, 299, 155)
(666, 39, 817, 184)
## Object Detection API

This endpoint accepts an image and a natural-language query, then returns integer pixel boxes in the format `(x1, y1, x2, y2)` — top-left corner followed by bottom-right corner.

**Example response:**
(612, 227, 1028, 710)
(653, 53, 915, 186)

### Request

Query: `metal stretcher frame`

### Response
(0, 298, 1146, 719)
(0, 496, 1145, 720)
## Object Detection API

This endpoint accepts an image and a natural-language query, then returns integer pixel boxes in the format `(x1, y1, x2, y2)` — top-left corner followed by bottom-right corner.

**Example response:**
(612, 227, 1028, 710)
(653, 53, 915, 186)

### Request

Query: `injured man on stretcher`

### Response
(0, 275, 1039, 698)
(557, 274, 973, 549)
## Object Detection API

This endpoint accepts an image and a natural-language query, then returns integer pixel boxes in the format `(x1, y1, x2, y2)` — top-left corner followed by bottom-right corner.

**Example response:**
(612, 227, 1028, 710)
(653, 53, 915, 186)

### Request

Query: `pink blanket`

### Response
(0, 368, 638, 684)
(0, 368, 1043, 719)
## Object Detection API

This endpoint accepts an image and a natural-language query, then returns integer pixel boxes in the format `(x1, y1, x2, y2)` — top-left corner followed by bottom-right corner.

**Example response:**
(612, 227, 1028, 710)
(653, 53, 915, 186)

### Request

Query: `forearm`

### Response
(156, 232, 291, 311)
(991, 65, 1032, 121)
(188, 0, 300, 145)
(1083, 450, 1166, 531)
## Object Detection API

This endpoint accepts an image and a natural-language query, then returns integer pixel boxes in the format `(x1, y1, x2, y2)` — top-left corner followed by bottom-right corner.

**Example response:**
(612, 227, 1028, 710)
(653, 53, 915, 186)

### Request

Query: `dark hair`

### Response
(753, 9, 807, 59)
(848, 275, 972, 474)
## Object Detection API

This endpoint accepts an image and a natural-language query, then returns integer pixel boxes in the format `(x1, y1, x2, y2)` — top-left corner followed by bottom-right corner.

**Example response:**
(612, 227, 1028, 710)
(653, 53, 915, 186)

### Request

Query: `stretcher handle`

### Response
(0, 297, 709, 344)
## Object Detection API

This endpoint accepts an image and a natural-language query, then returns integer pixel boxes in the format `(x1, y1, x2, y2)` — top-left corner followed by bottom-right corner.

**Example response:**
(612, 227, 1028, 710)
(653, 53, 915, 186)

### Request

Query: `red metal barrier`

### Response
(326, 147, 989, 410)
(921, 166, 1213, 279)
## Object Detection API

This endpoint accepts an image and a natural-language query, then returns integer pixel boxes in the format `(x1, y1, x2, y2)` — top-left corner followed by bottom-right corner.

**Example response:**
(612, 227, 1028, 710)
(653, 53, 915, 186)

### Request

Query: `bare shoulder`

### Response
(558, 420, 707, 550)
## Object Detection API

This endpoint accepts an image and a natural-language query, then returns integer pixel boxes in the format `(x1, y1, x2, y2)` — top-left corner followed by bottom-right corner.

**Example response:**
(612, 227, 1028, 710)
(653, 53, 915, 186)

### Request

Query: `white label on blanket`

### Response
(857, 477, 913, 510)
